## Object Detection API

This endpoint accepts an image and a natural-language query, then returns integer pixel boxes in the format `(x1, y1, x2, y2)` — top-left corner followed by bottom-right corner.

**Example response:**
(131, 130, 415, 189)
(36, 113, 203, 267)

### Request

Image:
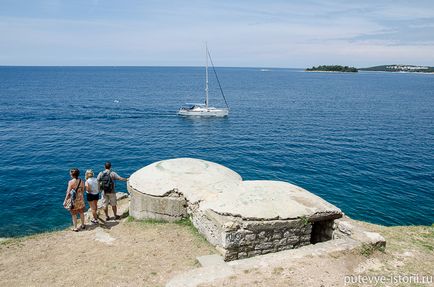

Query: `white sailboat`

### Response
(178, 44, 229, 117)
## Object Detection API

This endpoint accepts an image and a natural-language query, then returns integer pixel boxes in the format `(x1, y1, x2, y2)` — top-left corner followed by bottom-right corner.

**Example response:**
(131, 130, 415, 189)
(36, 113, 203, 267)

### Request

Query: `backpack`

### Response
(100, 171, 114, 193)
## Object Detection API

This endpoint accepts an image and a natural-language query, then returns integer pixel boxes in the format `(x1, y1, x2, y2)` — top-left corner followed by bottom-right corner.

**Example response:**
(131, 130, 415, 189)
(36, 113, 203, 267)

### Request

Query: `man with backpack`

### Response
(97, 161, 128, 220)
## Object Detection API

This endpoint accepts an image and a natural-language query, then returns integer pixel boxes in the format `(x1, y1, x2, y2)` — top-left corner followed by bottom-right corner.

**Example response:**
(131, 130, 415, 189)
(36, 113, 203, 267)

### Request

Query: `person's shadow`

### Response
(99, 220, 120, 230)
(81, 217, 121, 231)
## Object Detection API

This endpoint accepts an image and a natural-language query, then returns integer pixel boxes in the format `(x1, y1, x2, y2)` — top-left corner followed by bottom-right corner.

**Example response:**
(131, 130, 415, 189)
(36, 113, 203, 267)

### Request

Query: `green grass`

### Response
(408, 225, 434, 252)
(0, 228, 65, 246)
(299, 216, 310, 226)
(126, 216, 167, 225)
(359, 243, 385, 257)
(174, 217, 194, 227)
(420, 225, 434, 239)
(125, 216, 135, 223)
(421, 244, 433, 251)
(359, 244, 374, 257)
(126, 216, 208, 243)
(0, 238, 15, 246)
(175, 218, 208, 243)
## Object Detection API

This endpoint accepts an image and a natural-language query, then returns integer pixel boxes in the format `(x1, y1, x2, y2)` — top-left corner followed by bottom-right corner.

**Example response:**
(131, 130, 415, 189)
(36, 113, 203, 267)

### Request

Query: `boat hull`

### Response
(177, 107, 229, 117)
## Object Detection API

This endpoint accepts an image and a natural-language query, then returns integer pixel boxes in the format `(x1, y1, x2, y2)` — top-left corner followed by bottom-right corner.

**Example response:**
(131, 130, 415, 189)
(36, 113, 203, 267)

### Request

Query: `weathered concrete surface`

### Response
(129, 188, 187, 221)
(202, 180, 342, 220)
(128, 158, 243, 203)
(128, 158, 346, 261)
(196, 254, 226, 267)
(166, 264, 234, 287)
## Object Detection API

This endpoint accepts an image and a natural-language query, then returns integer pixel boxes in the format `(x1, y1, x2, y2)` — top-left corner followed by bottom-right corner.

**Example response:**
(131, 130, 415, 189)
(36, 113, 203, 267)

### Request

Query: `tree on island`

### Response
(306, 65, 358, 72)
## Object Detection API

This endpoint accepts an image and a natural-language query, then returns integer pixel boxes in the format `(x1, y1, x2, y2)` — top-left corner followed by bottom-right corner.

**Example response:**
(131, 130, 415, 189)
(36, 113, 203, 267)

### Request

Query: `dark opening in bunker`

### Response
(310, 219, 334, 244)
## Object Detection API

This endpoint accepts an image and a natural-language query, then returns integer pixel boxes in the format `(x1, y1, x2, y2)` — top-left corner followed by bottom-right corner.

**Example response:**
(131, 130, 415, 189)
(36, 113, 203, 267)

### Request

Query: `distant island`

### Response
(305, 65, 358, 72)
(359, 64, 434, 73)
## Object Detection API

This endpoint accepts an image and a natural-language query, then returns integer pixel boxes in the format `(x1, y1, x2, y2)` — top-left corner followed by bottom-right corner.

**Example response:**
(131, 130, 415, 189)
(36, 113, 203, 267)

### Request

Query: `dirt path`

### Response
(0, 218, 215, 287)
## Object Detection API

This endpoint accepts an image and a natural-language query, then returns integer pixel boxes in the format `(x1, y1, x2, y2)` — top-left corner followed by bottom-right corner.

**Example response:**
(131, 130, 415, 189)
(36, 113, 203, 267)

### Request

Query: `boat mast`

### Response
(205, 42, 209, 108)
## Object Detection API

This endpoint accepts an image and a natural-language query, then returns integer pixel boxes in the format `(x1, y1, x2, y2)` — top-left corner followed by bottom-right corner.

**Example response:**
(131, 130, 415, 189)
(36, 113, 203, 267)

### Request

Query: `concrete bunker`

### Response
(128, 158, 343, 261)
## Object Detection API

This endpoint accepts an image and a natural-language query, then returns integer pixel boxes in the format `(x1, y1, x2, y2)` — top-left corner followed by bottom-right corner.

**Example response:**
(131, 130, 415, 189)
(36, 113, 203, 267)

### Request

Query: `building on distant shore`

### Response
(386, 65, 429, 71)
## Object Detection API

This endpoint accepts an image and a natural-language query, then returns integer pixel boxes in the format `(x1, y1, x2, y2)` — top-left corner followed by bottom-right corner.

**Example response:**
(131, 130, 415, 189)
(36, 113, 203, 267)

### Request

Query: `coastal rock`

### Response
(332, 217, 387, 250)
(336, 219, 353, 236)
(94, 228, 116, 245)
(96, 192, 129, 209)
(364, 231, 387, 248)
(85, 192, 130, 222)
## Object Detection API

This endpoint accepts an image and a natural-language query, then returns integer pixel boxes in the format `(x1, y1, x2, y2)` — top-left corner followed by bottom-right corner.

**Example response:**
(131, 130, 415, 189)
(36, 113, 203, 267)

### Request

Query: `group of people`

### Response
(63, 161, 128, 232)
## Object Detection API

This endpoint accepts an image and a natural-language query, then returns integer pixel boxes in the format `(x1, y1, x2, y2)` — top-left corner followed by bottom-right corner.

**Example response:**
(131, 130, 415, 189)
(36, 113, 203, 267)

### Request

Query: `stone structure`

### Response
(128, 158, 344, 261)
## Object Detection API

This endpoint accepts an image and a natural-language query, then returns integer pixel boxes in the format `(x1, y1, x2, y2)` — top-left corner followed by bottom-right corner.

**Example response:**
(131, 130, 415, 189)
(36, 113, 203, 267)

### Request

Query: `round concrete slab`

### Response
(128, 158, 243, 203)
(129, 158, 342, 220)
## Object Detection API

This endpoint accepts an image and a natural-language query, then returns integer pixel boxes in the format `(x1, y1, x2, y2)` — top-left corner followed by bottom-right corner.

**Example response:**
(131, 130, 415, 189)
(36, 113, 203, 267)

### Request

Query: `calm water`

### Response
(0, 66, 433, 237)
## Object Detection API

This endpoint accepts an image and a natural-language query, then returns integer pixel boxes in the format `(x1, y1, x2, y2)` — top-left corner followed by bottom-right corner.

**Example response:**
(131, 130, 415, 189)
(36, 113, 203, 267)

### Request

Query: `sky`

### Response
(1, 0, 434, 67)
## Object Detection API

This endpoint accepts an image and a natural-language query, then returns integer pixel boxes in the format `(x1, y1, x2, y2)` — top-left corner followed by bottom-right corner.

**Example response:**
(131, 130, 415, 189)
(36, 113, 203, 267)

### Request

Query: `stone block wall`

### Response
(204, 217, 314, 261)
(189, 209, 329, 261)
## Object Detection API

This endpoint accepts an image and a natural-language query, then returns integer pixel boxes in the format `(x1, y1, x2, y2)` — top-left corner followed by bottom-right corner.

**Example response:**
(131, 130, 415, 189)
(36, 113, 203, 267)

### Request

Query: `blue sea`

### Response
(0, 66, 433, 237)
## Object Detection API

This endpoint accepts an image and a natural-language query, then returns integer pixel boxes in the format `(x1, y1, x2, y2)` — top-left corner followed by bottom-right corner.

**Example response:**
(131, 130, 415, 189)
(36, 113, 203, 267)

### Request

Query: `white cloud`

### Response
(0, 1, 433, 66)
